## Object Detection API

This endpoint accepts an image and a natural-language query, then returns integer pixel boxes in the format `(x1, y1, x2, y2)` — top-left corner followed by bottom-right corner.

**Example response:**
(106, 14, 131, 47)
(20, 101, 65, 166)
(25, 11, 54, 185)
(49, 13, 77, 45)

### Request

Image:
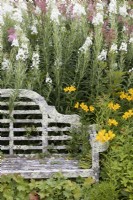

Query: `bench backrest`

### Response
(0, 89, 81, 155)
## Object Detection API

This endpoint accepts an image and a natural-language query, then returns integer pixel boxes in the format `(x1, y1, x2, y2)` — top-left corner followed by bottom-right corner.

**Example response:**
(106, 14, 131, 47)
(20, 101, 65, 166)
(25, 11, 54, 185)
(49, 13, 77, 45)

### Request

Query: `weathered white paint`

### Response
(0, 89, 108, 181)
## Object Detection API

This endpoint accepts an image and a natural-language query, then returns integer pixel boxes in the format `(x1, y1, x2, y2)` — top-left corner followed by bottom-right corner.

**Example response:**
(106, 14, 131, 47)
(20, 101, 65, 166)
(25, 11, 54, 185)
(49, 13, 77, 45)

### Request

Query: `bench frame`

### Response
(0, 89, 108, 181)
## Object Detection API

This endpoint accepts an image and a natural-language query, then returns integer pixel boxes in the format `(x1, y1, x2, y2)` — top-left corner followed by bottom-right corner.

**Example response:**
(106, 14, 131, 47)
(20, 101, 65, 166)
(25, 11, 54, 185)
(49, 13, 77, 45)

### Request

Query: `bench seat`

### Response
(0, 155, 94, 179)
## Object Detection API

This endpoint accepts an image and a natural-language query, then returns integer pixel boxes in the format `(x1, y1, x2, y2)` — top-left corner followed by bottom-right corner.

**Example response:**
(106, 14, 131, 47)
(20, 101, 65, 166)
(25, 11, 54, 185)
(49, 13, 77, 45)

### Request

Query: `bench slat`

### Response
(0, 102, 36, 106)
(0, 145, 67, 150)
(0, 128, 43, 132)
(0, 136, 71, 141)
(0, 157, 94, 178)
(51, 145, 66, 150)
(0, 110, 41, 114)
(0, 119, 42, 123)
(0, 127, 70, 132)
(47, 127, 70, 132)
(0, 169, 94, 179)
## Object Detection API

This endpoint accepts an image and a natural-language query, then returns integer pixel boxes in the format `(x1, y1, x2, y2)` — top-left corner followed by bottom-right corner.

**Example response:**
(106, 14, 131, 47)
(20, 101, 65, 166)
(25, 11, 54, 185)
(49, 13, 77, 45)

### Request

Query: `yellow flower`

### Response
(128, 88, 133, 95)
(113, 103, 120, 110)
(108, 119, 118, 126)
(108, 130, 116, 140)
(104, 133, 111, 141)
(89, 105, 95, 112)
(80, 102, 89, 112)
(69, 86, 76, 92)
(96, 129, 116, 143)
(122, 109, 133, 120)
(96, 129, 106, 143)
(126, 95, 132, 101)
(108, 102, 114, 109)
(64, 87, 69, 92)
(108, 102, 120, 111)
(74, 102, 79, 109)
(119, 89, 133, 101)
(119, 92, 128, 99)
(64, 86, 76, 92)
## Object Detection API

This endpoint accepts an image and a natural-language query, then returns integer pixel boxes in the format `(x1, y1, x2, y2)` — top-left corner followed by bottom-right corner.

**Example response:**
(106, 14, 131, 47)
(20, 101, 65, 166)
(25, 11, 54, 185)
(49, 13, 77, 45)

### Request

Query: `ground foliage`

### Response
(0, 173, 118, 200)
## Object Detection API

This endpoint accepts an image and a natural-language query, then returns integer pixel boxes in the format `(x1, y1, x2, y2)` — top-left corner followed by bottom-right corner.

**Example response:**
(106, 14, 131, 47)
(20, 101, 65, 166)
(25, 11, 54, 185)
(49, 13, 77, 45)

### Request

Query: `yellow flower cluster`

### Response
(108, 102, 120, 111)
(122, 109, 133, 120)
(64, 86, 76, 92)
(74, 102, 95, 112)
(119, 88, 133, 101)
(96, 129, 116, 143)
(80, 102, 89, 112)
(108, 118, 118, 126)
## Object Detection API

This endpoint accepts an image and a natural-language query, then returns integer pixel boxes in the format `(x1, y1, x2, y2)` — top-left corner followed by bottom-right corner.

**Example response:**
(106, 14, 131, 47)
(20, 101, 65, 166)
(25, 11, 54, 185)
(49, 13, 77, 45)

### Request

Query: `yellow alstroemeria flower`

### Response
(74, 102, 79, 109)
(96, 129, 106, 143)
(89, 105, 95, 112)
(96, 129, 116, 143)
(128, 88, 133, 95)
(108, 102, 120, 111)
(80, 102, 89, 112)
(113, 103, 120, 111)
(126, 95, 132, 101)
(108, 130, 116, 140)
(64, 86, 76, 92)
(119, 92, 127, 99)
(122, 109, 133, 120)
(108, 119, 118, 126)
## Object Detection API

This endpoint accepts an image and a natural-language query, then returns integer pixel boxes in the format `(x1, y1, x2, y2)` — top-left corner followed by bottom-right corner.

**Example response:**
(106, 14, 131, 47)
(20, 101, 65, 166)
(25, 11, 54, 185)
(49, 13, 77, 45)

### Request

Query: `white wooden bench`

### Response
(0, 89, 108, 181)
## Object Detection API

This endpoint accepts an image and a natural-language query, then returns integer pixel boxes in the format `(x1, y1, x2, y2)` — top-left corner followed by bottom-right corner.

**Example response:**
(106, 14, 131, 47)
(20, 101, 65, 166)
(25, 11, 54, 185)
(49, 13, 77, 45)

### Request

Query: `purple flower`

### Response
(87, 1, 96, 22)
(7, 28, 17, 42)
(34, 0, 47, 13)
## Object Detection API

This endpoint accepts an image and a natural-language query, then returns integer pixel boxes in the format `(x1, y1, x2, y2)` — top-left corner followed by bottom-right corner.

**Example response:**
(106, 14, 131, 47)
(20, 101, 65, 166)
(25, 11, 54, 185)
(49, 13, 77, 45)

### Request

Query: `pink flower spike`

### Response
(87, 1, 96, 22)
(7, 28, 15, 35)
(58, 3, 67, 15)
(34, 0, 47, 13)
(7, 28, 17, 42)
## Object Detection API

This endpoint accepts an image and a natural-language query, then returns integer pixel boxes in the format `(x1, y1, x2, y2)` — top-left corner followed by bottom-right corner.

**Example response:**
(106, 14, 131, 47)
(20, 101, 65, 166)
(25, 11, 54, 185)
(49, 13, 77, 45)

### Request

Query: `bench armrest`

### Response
(89, 124, 109, 181)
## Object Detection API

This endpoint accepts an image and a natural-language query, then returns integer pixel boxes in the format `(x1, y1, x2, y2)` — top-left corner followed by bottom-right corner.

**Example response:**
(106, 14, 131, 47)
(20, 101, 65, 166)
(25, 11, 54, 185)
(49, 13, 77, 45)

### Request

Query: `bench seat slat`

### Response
(0, 157, 94, 178)
(0, 169, 94, 179)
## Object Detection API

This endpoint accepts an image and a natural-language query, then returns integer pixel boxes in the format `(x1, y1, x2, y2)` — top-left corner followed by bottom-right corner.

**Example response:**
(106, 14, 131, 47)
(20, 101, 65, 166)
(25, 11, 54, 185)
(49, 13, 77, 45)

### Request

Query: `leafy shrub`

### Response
(101, 125, 133, 200)
(87, 181, 119, 200)
(0, 174, 119, 200)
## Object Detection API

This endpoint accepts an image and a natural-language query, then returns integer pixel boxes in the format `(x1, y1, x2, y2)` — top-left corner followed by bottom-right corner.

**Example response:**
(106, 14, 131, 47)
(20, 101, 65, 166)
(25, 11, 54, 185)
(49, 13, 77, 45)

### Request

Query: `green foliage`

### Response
(87, 181, 119, 200)
(67, 126, 92, 169)
(0, 173, 119, 200)
(0, 175, 30, 200)
(101, 125, 133, 199)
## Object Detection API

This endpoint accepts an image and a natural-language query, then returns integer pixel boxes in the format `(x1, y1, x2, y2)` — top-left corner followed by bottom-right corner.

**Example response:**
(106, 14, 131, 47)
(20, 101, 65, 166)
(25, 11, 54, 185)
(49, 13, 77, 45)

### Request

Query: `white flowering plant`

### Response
(0, 0, 132, 108)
